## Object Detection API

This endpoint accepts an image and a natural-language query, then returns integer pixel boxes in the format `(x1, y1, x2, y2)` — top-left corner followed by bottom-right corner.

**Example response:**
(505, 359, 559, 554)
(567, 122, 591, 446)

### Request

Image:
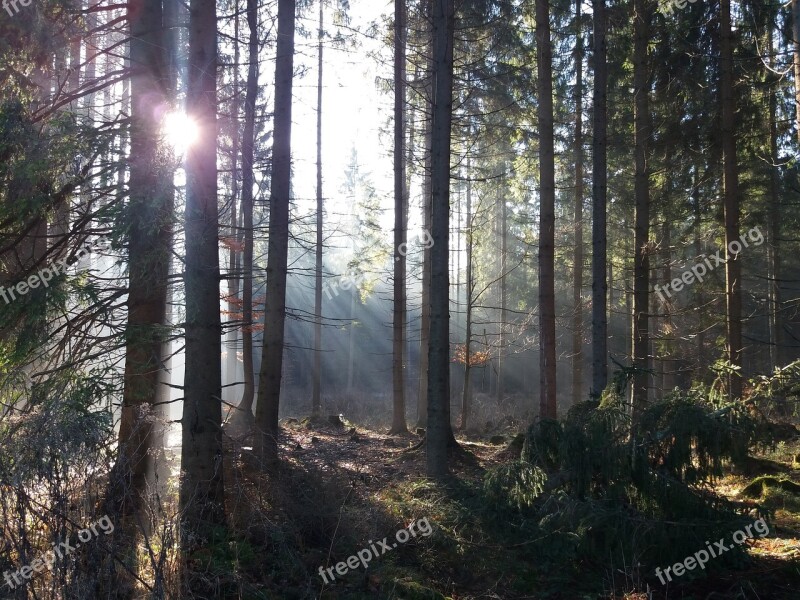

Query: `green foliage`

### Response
(639, 389, 756, 484)
(749, 359, 800, 419)
(0, 374, 114, 486)
(483, 460, 547, 510)
(486, 377, 772, 579)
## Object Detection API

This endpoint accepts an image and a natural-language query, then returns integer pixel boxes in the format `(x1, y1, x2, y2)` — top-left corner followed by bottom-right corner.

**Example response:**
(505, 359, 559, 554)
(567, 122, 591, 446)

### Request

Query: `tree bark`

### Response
(497, 183, 508, 403)
(768, 22, 783, 370)
(226, 3, 241, 405)
(571, 0, 584, 406)
(232, 0, 259, 426)
(427, 0, 455, 480)
(313, 0, 324, 416)
(461, 166, 473, 430)
(255, 0, 296, 465)
(720, 0, 743, 400)
(112, 0, 173, 590)
(180, 0, 226, 590)
(591, 0, 608, 398)
(661, 217, 675, 395)
(417, 5, 434, 429)
(536, 0, 557, 419)
(631, 0, 651, 418)
(792, 0, 800, 145)
(391, 0, 409, 434)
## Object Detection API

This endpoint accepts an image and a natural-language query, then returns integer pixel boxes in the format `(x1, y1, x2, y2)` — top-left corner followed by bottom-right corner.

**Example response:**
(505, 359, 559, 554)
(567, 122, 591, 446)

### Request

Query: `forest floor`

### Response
(221, 414, 800, 600)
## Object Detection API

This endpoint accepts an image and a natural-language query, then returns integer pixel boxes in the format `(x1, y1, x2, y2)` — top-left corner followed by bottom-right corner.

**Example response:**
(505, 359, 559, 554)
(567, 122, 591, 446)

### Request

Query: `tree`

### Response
(571, 0, 585, 406)
(417, 3, 433, 430)
(427, 0, 455, 480)
(720, 0, 743, 400)
(591, 0, 608, 398)
(231, 0, 259, 428)
(631, 0, 651, 417)
(391, 0, 409, 434)
(256, 0, 296, 464)
(793, 0, 800, 144)
(497, 183, 508, 403)
(536, 0, 556, 419)
(180, 0, 226, 590)
(313, 0, 324, 416)
(114, 0, 174, 571)
(461, 161, 474, 429)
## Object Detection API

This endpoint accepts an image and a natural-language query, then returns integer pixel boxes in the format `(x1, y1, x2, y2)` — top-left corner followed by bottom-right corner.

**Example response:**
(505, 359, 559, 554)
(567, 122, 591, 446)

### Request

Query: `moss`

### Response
(741, 476, 800, 498)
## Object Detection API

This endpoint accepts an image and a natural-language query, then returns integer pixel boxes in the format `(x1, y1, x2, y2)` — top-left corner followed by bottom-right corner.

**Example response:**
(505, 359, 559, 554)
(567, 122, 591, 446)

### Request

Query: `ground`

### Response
(217, 415, 800, 600)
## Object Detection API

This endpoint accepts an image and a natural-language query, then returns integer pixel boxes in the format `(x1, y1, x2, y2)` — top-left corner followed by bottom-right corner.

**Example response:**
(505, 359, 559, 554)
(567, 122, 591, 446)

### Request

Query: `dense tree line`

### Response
(1, 0, 799, 596)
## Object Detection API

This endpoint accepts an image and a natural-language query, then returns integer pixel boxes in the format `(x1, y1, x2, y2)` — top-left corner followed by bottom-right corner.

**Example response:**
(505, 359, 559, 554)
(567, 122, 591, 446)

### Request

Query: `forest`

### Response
(2, 0, 800, 598)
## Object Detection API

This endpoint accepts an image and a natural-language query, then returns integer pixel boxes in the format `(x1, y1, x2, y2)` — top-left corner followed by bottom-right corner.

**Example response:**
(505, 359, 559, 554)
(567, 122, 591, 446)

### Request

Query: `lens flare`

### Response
(162, 111, 199, 155)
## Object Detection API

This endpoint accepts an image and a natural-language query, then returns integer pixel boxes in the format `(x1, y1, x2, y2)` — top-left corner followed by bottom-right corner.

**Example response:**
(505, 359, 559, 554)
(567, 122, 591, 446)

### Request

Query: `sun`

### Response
(162, 110, 199, 156)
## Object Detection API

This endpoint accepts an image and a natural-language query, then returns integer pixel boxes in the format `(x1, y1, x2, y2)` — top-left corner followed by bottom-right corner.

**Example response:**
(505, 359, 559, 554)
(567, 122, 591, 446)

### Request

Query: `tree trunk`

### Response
(768, 24, 783, 370)
(427, 0, 455, 480)
(591, 0, 608, 398)
(461, 166, 473, 430)
(571, 0, 584, 406)
(255, 0, 296, 465)
(347, 285, 357, 391)
(536, 0, 557, 419)
(631, 0, 650, 419)
(180, 0, 226, 591)
(793, 0, 800, 145)
(232, 0, 259, 427)
(720, 0, 743, 400)
(417, 8, 433, 429)
(391, 0, 409, 433)
(497, 184, 508, 403)
(312, 0, 324, 416)
(110, 0, 173, 591)
(227, 4, 241, 404)
(661, 218, 675, 395)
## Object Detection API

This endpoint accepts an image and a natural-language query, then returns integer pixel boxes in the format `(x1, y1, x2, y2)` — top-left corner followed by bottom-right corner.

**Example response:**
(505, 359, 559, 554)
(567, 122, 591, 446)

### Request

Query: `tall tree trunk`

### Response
(660, 217, 675, 395)
(109, 0, 173, 592)
(347, 285, 357, 391)
(391, 0, 409, 433)
(692, 170, 706, 380)
(255, 0, 296, 464)
(227, 3, 241, 404)
(180, 0, 226, 590)
(427, 0, 455, 480)
(417, 8, 434, 429)
(461, 167, 473, 430)
(536, 0, 556, 419)
(232, 0, 259, 427)
(631, 0, 650, 418)
(571, 0, 584, 406)
(497, 184, 508, 403)
(591, 0, 608, 398)
(720, 0, 743, 400)
(768, 24, 783, 370)
(312, 0, 324, 416)
(793, 0, 800, 145)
